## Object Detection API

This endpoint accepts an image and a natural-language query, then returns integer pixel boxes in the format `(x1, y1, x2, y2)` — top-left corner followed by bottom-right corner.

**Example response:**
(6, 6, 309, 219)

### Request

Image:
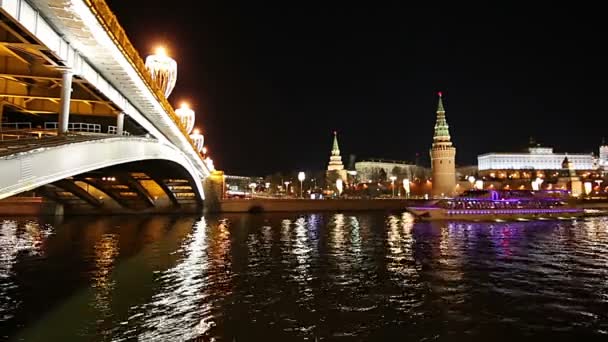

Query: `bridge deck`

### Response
(0, 134, 111, 158)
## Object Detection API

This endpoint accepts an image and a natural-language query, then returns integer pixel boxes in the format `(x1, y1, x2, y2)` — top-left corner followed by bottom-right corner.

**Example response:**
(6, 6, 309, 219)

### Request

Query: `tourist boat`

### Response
(407, 189, 585, 221)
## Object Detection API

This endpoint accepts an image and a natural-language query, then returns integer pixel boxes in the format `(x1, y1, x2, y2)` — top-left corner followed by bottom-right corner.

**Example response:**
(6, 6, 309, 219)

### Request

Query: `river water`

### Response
(1, 212, 608, 341)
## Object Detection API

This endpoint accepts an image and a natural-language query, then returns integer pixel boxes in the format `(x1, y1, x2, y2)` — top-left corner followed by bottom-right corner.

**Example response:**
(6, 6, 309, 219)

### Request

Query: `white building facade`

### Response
(478, 147, 595, 171)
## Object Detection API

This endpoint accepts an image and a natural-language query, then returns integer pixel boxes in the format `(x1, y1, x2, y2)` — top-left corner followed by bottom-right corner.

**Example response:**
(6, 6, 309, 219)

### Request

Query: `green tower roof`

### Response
(433, 92, 451, 142)
(332, 131, 341, 156)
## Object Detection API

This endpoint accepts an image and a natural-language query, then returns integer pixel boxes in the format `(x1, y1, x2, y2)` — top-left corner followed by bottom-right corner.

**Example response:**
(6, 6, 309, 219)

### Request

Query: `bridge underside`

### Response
(13, 159, 203, 214)
(0, 9, 127, 131)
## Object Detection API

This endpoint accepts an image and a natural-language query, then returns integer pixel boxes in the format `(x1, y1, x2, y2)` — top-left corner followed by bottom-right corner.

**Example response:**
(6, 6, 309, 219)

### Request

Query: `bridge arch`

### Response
(0, 136, 205, 203)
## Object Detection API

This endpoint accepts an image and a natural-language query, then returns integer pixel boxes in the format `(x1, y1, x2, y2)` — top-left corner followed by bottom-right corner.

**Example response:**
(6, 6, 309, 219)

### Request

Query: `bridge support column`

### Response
(116, 112, 125, 135)
(203, 170, 225, 213)
(0, 103, 4, 130)
(58, 69, 73, 135)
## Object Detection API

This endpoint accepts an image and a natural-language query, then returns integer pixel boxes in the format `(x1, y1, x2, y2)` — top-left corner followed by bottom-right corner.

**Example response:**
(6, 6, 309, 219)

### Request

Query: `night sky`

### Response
(106, 2, 606, 175)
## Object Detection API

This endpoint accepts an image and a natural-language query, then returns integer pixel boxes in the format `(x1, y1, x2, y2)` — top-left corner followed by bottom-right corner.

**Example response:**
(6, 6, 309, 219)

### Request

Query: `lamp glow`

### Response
(175, 103, 196, 134)
(189, 129, 204, 152)
(298, 172, 306, 198)
(204, 157, 215, 171)
(584, 182, 593, 195)
(336, 179, 343, 196)
(403, 178, 410, 197)
(145, 46, 177, 98)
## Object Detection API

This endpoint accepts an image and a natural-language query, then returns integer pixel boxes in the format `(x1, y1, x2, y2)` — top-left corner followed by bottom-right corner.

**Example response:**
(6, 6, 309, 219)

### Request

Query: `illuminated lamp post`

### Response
(175, 102, 196, 134)
(145, 46, 177, 98)
(336, 179, 344, 197)
(403, 178, 410, 198)
(204, 157, 215, 171)
(536, 177, 544, 191)
(298, 172, 306, 198)
(468, 176, 476, 189)
(389, 176, 397, 197)
(189, 128, 204, 152)
(584, 182, 593, 196)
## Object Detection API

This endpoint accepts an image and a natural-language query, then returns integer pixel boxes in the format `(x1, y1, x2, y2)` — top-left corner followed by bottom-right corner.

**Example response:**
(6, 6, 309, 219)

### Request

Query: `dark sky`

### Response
(106, 2, 607, 175)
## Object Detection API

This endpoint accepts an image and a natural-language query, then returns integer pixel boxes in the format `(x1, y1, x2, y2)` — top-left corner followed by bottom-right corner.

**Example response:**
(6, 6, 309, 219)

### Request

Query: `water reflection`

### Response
(2, 213, 608, 340)
(0, 219, 53, 322)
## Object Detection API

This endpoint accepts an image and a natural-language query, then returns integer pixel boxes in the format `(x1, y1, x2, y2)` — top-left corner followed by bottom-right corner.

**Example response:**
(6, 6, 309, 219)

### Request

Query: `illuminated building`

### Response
(354, 160, 428, 182)
(556, 157, 583, 197)
(599, 138, 608, 167)
(478, 146, 595, 171)
(430, 92, 456, 197)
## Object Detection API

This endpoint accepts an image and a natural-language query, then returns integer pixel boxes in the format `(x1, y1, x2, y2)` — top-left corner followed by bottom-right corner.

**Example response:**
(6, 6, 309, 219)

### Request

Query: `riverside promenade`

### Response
(217, 198, 431, 213)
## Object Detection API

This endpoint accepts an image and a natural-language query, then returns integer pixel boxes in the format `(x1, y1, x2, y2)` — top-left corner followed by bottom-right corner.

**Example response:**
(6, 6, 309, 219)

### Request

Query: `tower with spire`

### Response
(326, 131, 348, 185)
(429, 92, 456, 197)
(599, 137, 608, 168)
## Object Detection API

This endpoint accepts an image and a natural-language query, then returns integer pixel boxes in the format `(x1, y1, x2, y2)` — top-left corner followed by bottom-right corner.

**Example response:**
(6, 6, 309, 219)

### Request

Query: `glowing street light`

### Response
(468, 176, 476, 189)
(336, 179, 344, 196)
(389, 176, 397, 197)
(584, 182, 593, 196)
(204, 157, 215, 171)
(536, 177, 544, 190)
(298, 172, 306, 198)
(175, 102, 195, 134)
(189, 128, 204, 152)
(145, 46, 177, 98)
(284, 181, 291, 195)
(403, 178, 410, 198)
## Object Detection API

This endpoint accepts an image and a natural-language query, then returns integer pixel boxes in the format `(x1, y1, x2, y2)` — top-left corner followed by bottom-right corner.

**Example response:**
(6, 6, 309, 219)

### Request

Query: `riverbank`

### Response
(217, 198, 431, 213)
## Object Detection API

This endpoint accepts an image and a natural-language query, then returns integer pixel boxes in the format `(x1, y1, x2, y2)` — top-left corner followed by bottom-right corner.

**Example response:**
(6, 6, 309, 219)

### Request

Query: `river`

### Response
(1, 212, 607, 341)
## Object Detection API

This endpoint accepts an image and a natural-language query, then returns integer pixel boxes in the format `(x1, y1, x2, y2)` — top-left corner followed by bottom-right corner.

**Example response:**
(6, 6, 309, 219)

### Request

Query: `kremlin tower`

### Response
(430, 92, 456, 197)
(327, 131, 348, 183)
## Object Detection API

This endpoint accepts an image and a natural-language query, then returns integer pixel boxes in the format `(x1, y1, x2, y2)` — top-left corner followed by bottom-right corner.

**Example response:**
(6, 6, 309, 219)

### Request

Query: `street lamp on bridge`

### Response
(145, 46, 177, 98)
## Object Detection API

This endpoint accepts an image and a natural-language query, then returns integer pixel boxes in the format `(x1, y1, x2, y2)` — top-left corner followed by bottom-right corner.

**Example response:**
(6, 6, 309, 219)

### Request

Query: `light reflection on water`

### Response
(1, 213, 608, 341)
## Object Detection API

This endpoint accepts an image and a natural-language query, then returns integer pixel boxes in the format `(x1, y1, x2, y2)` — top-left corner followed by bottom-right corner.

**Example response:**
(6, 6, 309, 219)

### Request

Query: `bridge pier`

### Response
(203, 170, 225, 213)
(116, 112, 125, 135)
(58, 69, 73, 135)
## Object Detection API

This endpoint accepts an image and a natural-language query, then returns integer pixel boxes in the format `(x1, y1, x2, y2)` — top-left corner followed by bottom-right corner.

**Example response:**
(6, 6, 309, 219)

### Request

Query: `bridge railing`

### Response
(107, 125, 131, 136)
(0, 133, 109, 157)
(44, 122, 102, 133)
(1, 122, 32, 130)
(83, 0, 205, 159)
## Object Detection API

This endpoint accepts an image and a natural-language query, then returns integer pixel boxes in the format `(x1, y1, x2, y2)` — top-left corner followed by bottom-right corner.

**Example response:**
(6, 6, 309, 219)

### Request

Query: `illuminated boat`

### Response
(407, 190, 585, 221)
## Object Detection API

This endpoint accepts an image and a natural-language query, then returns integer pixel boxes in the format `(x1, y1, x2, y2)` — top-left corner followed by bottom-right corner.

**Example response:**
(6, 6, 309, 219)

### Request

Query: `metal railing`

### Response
(44, 122, 102, 133)
(0, 134, 109, 157)
(1, 122, 32, 130)
(107, 125, 131, 136)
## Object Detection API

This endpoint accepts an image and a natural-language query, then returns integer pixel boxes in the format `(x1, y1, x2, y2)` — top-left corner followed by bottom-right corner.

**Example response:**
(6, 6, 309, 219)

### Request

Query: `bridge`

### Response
(0, 0, 217, 214)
